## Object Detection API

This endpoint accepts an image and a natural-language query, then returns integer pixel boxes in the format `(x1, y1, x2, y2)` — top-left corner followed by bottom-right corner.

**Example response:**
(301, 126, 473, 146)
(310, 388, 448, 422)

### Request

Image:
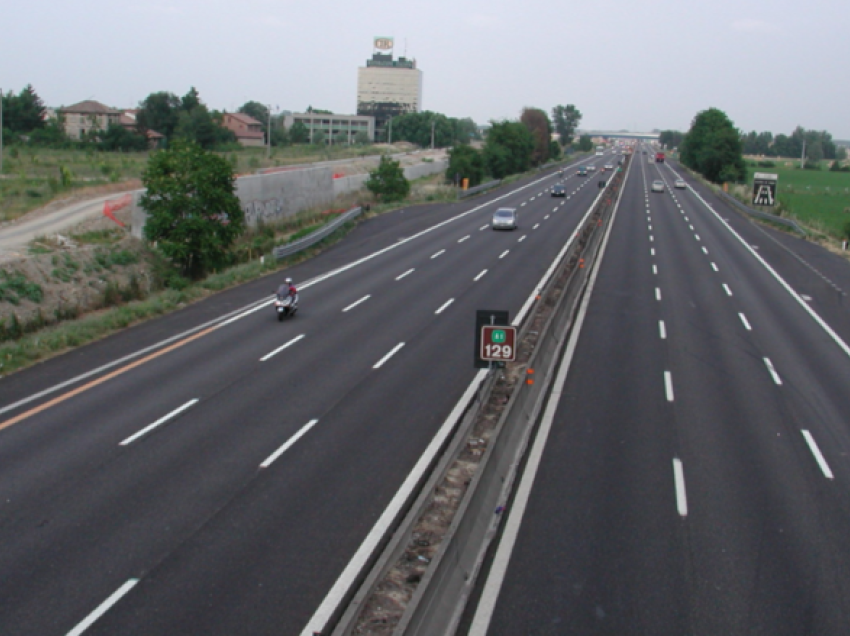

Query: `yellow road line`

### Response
(0, 326, 218, 432)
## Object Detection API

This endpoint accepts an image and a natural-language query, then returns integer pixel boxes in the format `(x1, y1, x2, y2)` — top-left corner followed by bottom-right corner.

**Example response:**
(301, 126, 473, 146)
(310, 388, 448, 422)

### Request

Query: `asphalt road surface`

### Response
(466, 147, 850, 635)
(0, 156, 604, 635)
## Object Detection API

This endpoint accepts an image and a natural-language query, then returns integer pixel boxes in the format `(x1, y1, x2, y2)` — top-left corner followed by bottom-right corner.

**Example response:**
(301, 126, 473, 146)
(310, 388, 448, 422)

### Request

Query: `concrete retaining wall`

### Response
(130, 158, 447, 239)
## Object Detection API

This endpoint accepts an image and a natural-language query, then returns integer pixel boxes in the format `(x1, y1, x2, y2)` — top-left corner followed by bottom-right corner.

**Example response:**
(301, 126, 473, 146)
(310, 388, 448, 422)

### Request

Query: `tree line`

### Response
(660, 116, 847, 184)
(445, 104, 592, 188)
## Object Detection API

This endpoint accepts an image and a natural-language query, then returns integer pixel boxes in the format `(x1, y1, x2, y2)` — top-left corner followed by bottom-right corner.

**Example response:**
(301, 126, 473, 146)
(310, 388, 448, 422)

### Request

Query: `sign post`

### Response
(752, 172, 778, 206)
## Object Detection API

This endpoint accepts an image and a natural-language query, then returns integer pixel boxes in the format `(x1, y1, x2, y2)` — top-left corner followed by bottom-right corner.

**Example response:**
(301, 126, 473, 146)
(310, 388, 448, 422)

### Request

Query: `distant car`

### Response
(587, 165, 597, 172)
(651, 180, 665, 193)
(674, 179, 687, 189)
(492, 207, 518, 230)
(576, 167, 588, 176)
(642, 150, 647, 155)
(604, 163, 614, 171)
(551, 184, 566, 197)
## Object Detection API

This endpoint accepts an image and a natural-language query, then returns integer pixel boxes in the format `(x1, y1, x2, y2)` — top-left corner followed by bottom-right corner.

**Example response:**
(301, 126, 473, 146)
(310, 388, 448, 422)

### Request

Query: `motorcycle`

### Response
(274, 293, 298, 320)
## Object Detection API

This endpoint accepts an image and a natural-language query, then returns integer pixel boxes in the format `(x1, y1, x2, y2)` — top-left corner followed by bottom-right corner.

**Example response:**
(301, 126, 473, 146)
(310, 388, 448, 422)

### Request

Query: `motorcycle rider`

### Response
(277, 277, 297, 299)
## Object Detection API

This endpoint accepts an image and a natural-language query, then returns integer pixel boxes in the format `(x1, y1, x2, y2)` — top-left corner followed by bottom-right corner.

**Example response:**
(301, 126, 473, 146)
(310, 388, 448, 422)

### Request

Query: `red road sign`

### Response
(480, 325, 517, 362)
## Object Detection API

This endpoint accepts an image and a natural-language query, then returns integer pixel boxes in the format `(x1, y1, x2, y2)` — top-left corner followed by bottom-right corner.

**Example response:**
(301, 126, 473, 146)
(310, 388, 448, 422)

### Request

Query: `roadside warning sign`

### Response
(753, 172, 778, 206)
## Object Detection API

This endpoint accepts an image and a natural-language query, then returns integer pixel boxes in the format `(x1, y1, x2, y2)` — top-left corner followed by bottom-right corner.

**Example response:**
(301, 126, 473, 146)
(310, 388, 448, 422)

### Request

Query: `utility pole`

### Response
(388, 117, 393, 145)
(266, 106, 272, 160)
(800, 138, 806, 169)
(430, 119, 435, 149)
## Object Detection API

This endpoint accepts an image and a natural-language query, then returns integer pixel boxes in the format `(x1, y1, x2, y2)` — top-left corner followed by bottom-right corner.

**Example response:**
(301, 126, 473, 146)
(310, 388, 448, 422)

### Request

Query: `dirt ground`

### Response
(0, 201, 148, 332)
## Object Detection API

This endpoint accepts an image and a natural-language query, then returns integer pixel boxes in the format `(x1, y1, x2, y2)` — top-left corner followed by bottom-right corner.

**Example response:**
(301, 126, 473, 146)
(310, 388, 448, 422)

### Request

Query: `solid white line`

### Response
(469, 164, 629, 636)
(801, 430, 835, 479)
(685, 185, 850, 361)
(342, 295, 371, 312)
(7, 165, 567, 418)
(673, 458, 688, 517)
(259, 419, 318, 468)
(435, 298, 455, 314)
(659, 320, 667, 339)
(260, 334, 306, 362)
(474, 269, 488, 282)
(764, 357, 783, 385)
(66, 579, 139, 636)
(665, 371, 674, 401)
(723, 283, 733, 296)
(499, 250, 510, 259)
(656, 287, 662, 301)
(431, 249, 445, 259)
(739, 313, 752, 330)
(395, 268, 414, 280)
(302, 369, 490, 635)
(373, 342, 405, 369)
(518, 235, 527, 242)
(711, 262, 718, 272)
(458, 235, 470, 243)
(120, 399, 199, 446)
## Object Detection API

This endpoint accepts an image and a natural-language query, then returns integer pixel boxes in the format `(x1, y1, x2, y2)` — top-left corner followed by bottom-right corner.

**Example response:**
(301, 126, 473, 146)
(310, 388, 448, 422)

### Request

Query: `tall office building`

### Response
(357, 37, 423, 141)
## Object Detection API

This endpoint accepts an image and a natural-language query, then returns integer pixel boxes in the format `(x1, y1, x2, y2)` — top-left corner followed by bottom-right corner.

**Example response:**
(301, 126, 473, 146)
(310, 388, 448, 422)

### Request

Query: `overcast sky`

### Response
(3, 0, 848, 138)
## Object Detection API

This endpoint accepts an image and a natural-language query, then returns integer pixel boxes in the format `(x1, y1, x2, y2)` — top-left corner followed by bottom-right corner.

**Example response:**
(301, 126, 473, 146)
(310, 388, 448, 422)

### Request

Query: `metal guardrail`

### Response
(717, 191, 807, 235)
(458, 180, 502, 199)
(394, 165, 627, 636)
(272, 206, 363, 260)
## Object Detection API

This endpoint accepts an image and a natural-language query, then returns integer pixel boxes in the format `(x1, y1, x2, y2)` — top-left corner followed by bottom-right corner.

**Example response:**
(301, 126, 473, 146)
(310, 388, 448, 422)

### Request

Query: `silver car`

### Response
(651, 180, 665, 193)
(492, 208, 518, 230)
(674, 179, 687, 189)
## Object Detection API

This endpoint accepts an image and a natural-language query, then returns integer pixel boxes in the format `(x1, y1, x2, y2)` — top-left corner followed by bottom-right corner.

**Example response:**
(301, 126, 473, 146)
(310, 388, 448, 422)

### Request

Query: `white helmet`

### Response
(285, 277, 293, 285)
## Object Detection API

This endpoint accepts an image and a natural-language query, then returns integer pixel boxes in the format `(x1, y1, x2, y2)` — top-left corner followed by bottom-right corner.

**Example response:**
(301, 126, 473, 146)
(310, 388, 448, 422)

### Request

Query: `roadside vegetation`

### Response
(1, 85, 581, 375)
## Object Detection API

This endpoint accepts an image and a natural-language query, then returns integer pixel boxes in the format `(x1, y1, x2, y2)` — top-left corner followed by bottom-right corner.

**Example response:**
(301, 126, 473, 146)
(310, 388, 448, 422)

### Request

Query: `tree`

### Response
(446, 144, 485, 187)
(551, 104, 582, 146)
(289, 120, 309, 144)
(354, 130, 371, 145)
(141, 140, 245, 279)
(99, 123, 148, 151)
(680, 107, 746, 184)
(549, 140, 562, 161)
(366, 155, 410, 202)
(136, 92, 182, 142)
(483, 120, 535, 178)
(312, 130, 326, 145)
(577, 134, 594, 152)
(659, 130, 685, 150)
(521, 107, 552, 166)
(837, 146, 848, 161)
(181, 87, 202, 113)
(2, 85, 47, 134)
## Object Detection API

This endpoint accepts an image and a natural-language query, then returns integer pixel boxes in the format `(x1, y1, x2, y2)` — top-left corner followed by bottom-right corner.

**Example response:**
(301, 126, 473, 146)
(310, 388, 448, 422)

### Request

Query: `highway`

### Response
(0, 156, 606, 635)
(466, 147, 850, 635)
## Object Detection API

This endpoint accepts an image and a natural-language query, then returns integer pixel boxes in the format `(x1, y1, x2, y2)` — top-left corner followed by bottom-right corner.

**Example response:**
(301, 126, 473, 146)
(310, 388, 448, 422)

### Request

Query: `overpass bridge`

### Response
(580, 130, 660, 141)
